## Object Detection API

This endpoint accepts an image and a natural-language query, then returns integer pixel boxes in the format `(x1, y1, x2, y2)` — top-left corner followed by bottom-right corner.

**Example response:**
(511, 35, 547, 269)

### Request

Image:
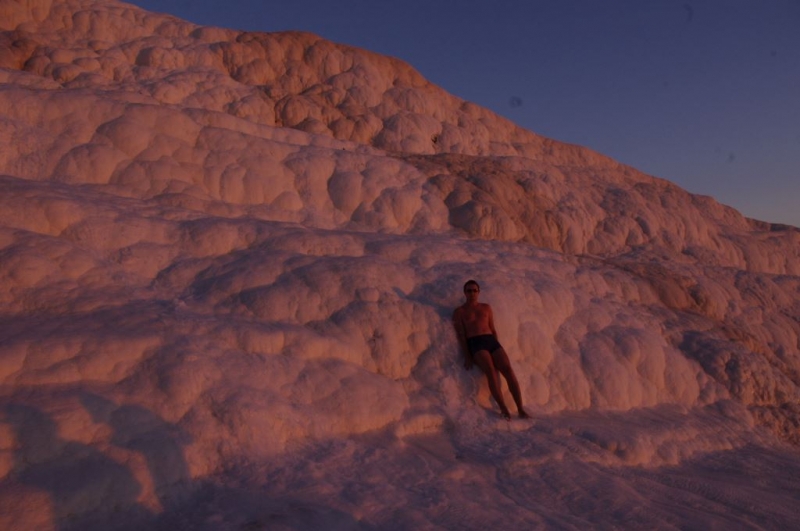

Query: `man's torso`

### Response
(457, 302, 493, 338)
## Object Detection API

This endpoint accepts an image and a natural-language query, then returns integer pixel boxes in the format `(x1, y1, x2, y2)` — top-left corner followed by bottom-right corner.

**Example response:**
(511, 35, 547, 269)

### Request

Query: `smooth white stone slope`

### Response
(0, 1, 798, 529)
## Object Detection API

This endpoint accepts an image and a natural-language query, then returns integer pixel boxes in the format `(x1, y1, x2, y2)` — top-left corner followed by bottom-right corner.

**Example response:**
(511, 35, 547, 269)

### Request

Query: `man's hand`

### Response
(464, 358, 473, 370)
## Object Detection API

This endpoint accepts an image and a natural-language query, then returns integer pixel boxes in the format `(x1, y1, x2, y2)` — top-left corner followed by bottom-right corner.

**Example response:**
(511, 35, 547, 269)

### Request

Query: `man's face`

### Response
(464, 284, 480, 302)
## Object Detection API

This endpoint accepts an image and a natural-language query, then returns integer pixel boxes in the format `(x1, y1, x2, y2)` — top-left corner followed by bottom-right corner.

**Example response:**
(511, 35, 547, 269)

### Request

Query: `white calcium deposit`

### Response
(1, 1, 799, 529)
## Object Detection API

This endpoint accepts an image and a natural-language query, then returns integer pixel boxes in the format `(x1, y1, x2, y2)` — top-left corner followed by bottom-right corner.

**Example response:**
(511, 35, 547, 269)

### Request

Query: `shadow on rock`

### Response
(1, 402, 153, 531)
(79, 393, 194, 513)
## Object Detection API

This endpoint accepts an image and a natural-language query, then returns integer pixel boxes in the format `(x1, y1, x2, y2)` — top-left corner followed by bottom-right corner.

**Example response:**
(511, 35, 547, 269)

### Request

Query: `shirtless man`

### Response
(453, 280, 529, 420)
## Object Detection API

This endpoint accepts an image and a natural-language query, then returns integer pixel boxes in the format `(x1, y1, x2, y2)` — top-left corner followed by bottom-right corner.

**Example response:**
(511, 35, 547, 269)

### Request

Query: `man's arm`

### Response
(487, 304, 499, 340)
(452, 308, 473, 370)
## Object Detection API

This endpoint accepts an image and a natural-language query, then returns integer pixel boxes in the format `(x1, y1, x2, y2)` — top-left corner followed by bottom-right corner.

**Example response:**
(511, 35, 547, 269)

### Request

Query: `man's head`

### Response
(463, 280, 480, 298)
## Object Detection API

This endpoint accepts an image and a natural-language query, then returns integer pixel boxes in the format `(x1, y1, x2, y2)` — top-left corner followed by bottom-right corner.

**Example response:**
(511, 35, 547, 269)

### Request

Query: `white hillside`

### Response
(1, 1, 799, 529)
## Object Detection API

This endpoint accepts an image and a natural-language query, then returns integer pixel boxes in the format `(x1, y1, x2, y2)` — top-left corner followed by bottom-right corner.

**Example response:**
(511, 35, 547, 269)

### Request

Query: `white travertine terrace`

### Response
(1, 1, 798, 528)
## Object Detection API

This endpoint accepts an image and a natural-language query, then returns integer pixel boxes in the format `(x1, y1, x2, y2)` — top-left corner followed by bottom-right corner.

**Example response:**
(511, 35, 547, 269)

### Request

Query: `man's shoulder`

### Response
(454, 302, 491, 314)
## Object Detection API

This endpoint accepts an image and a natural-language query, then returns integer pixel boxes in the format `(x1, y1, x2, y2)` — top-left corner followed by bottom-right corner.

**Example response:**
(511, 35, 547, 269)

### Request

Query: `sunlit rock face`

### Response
(1, 1, 799, 529)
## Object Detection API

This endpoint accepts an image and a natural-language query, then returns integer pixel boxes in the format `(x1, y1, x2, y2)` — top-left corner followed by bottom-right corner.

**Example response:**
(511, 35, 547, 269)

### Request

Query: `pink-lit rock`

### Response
(0, 1, 798, 529)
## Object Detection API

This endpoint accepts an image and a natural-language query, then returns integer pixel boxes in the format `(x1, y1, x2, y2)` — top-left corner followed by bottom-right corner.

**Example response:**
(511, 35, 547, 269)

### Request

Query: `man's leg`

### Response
(491, 349, 529, 418)
(472, 350, 511, 419)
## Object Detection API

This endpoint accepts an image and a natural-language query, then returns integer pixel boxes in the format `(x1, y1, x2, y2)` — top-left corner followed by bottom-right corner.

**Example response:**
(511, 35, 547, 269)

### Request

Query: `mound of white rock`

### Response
(0, 1, 798, 528)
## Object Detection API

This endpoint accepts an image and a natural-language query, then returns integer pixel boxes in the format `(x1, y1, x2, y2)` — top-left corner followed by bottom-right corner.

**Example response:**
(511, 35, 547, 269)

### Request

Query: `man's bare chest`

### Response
(461, 305, 490, 325)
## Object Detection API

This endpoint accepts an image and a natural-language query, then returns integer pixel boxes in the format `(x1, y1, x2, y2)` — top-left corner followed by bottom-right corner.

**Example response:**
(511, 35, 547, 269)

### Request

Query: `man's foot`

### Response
(518, 409, 530, 419)
(500, 407, 511, 420)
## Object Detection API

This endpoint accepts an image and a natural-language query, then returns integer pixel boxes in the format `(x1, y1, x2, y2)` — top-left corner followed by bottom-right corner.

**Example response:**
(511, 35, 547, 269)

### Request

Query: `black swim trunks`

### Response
(467, 334, 502, 357)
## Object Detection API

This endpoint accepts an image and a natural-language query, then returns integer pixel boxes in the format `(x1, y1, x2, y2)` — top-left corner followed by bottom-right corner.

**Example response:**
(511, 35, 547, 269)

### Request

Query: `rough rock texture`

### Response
(0, 1, 798, 529)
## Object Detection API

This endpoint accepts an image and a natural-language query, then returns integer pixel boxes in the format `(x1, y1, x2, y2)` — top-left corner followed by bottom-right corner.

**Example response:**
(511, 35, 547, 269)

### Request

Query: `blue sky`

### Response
(128, 0, 800, 227)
